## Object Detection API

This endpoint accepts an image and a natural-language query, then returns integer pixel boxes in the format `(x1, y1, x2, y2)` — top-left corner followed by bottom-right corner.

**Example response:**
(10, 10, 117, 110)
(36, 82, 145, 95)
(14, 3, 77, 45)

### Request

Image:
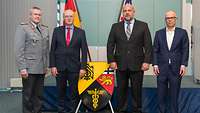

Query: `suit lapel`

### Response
(60, 26, 67, 47)
(170, 28, 178, 51)
(29, 22, 41, 38)
(120, 22, 127, 40)
(129, 20, 137, 40)
(70, 27, 78, 46)
(35, 27, 42, 36)
(163, 28, 169, 51)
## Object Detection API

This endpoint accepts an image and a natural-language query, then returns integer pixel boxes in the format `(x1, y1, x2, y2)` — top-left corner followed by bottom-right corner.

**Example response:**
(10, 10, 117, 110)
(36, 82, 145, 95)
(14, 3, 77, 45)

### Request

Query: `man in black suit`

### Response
(107, 3, 152, 113)
(49, 9, 88, 113)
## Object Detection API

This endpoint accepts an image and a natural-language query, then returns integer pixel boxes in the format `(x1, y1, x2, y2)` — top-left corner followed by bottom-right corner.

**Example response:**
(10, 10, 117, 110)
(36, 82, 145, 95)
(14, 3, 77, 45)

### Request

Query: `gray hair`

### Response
(29, 6, 41, 15)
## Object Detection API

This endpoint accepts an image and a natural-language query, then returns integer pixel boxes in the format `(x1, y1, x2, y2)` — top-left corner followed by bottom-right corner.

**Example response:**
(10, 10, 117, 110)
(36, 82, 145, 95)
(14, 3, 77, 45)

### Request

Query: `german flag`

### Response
(64, 0, 81, 28)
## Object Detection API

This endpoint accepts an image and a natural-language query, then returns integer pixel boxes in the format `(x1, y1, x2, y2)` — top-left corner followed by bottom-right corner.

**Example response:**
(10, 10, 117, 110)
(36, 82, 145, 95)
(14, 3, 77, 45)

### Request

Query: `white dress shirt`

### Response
(154, 27, 185, 68)
(166, 27, 175, 50)
(166, 27, 175, 64)
(124, 19, 135, 34)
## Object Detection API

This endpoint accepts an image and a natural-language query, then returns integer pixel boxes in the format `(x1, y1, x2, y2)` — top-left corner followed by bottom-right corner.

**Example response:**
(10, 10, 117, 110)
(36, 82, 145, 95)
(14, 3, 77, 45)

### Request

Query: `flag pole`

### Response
(118, 0, 125, 21)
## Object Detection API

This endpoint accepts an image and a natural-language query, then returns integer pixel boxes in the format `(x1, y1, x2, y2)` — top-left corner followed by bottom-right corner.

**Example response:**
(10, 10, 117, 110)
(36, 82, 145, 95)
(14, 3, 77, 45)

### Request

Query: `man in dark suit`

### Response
(49, 9, 88, 113)
(153, 10, 189, 113)
(15, 7, 49, 113)
(107, 3, 152, 113)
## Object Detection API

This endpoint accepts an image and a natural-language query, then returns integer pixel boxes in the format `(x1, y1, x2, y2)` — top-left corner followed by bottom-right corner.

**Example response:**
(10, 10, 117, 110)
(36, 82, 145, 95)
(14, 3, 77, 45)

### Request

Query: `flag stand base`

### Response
(75, 100, 115, 113)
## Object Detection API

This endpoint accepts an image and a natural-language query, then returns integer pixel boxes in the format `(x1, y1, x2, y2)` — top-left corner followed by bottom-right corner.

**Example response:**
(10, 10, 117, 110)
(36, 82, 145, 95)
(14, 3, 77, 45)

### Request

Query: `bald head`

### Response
(123, 4, 135, 21)
(165, 10, 177, 19)
(165, 10, 177, 29)
(64, 9, 74, 16)
(64, 9, 75, 26)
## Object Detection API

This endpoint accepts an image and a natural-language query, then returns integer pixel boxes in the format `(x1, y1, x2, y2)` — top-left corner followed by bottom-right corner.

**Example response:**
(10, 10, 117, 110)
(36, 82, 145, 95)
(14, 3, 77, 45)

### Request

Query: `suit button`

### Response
(127, 51, 130, 54)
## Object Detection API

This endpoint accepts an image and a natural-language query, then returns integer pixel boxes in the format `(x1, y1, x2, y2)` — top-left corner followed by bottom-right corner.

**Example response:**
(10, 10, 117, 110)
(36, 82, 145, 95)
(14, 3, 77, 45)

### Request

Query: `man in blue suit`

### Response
(153, 10, 189, 113)
(49, 9, 88, 113)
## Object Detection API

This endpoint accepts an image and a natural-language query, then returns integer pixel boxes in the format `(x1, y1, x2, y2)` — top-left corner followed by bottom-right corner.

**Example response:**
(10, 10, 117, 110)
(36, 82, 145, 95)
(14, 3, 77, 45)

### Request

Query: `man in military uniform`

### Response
(14, 6, 49, 113)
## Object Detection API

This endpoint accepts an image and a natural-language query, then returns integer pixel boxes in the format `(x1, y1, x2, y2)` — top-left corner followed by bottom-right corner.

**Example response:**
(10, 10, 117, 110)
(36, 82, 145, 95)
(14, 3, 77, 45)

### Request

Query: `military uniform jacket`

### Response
(15, 21, 49, 74)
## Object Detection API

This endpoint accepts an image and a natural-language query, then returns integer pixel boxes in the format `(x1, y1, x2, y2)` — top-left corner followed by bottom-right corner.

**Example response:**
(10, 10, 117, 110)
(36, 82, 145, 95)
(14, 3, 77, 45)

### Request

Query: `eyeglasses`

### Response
(64, 15, 73, 18)
(165, 17, 177, 20)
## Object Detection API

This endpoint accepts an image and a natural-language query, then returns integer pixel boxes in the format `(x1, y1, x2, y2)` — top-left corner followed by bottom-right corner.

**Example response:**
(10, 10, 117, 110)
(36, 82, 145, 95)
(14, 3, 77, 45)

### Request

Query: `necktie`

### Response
(126, 22, 131, 40)
(66, 27, 70, 46)
(36, 26, 41, 34)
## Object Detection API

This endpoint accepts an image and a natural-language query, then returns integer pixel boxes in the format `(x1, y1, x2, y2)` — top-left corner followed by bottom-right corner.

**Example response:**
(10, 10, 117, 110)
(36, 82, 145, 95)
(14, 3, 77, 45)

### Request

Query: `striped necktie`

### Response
(126, 22, 131, 40)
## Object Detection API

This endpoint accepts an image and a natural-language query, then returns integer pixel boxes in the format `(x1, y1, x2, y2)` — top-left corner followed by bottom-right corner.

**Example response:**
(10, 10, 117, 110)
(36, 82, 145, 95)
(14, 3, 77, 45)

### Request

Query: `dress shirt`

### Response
(166, 27, 175, 50)
(65, 25, 74, 41)
(166, 27, 175, 64)
(124, 19, 135, 35)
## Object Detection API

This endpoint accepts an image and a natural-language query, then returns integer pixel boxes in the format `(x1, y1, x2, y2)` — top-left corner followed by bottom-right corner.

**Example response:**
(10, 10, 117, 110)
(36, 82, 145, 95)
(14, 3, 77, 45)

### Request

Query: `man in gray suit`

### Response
(15, 6, 49, 113)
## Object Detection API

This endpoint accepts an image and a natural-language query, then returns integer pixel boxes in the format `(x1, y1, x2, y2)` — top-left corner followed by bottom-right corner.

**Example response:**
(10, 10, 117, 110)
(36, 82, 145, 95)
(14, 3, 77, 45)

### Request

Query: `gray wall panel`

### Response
(192, 0, 200, 82)
(0, 0, 193, 88)
(0, 0, 57, 88)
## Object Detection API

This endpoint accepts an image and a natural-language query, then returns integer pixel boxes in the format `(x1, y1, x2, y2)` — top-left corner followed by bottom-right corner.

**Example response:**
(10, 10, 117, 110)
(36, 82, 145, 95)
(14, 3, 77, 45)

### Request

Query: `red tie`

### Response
(66, 27, 70, 46)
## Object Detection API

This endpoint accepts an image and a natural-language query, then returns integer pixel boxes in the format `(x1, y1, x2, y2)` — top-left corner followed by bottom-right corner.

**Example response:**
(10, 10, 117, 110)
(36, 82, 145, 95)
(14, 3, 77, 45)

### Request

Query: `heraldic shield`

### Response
(78, 62, 114, 111)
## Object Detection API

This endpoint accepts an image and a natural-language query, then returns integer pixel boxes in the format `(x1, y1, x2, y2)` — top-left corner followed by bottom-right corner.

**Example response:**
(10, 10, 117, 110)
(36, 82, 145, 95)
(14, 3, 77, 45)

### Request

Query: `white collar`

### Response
(125, 18, 135, 24)
(166, 27, 175, 32)
(30, 21, 39, 28)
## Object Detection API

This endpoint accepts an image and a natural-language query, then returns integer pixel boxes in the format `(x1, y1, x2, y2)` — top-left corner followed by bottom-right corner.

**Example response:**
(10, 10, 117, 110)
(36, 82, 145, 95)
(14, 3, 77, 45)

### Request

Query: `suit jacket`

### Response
(153, 27, 189, 74)
(49, 26, 88, 72)
(15, 21, 49, 74)
(107, 19, 152, 71)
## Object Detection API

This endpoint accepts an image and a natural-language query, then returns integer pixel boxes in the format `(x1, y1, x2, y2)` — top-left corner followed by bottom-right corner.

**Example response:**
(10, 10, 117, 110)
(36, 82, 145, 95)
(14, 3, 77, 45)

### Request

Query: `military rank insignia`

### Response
(78, 62, 114, 111)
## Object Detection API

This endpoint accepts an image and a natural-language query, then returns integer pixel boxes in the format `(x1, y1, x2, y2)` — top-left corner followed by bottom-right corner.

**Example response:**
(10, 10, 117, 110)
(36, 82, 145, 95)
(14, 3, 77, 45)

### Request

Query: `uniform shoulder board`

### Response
(41, 24, 48, 28)
(20, 22, 28, 25)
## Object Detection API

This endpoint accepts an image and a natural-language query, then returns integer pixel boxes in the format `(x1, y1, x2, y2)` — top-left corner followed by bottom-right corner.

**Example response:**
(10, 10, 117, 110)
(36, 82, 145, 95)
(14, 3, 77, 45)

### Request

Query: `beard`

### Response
(124, 16, 133, 21)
